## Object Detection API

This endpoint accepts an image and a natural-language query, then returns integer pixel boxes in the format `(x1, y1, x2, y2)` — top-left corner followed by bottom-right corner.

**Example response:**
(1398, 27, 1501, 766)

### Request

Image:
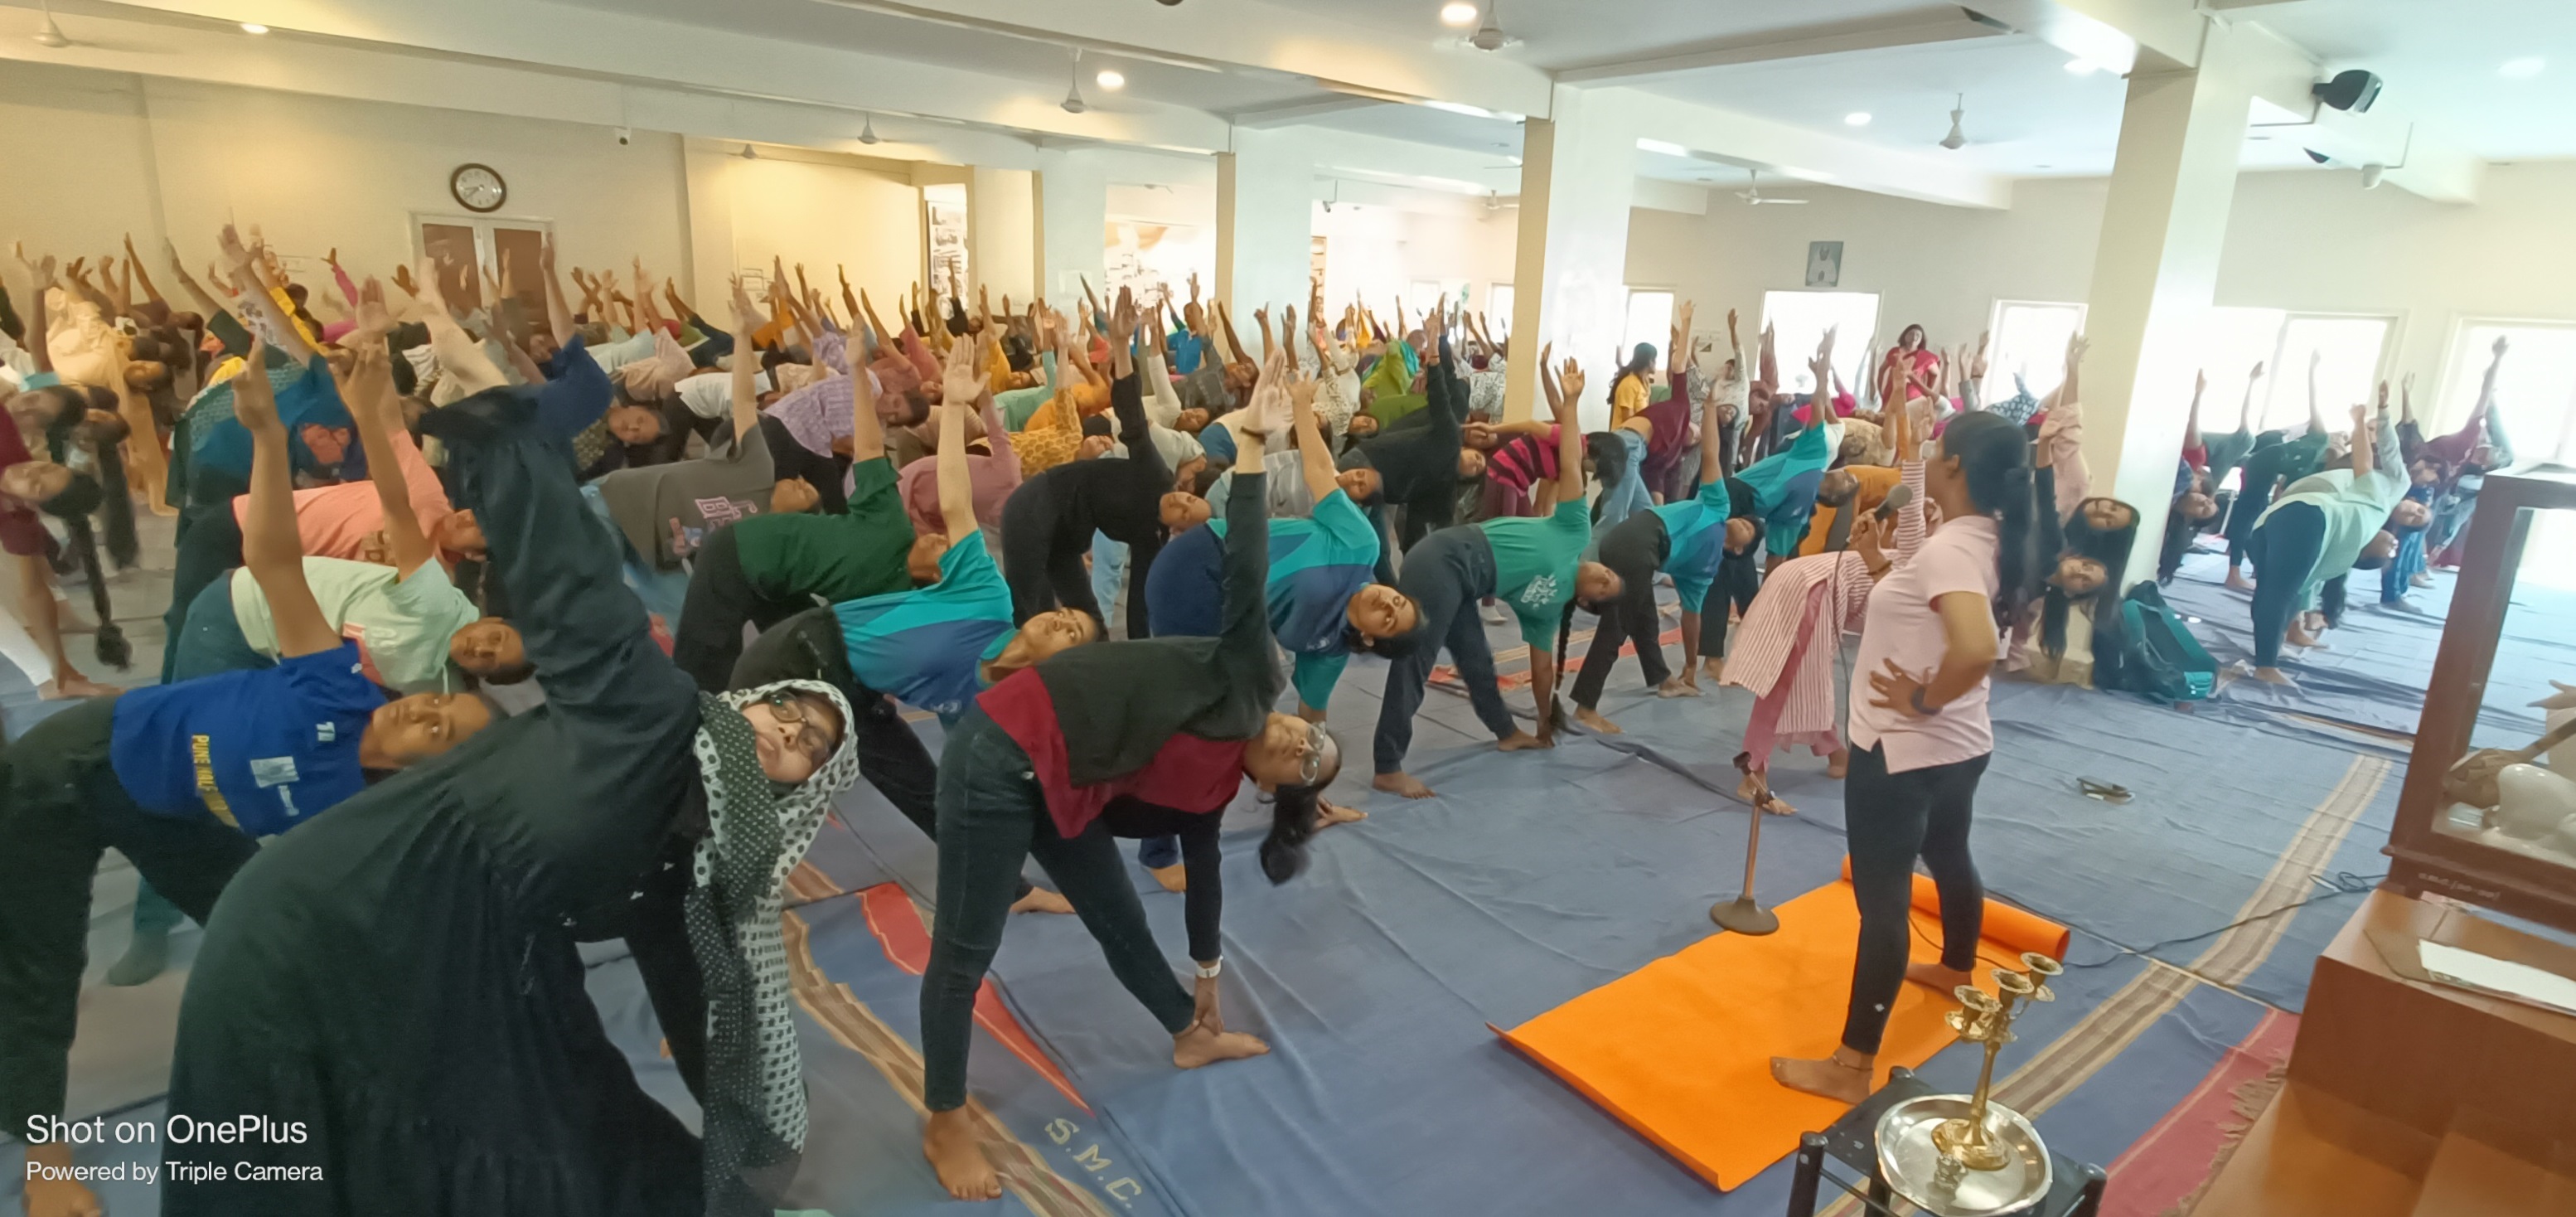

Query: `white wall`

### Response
(687, 144, 923, 307)
(1312, 200, 1518, 320)
(1625, 162, 2576, 413)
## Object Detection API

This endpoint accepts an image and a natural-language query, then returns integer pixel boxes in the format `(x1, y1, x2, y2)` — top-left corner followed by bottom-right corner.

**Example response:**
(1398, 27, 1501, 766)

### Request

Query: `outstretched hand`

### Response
(1556, 356, 1586, 415)
(942, 328, 988, 409)
(231, 338, 281, 434)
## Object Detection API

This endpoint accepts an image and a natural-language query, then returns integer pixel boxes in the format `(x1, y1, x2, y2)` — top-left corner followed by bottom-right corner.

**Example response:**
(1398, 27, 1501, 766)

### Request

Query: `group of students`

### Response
(0, 214, 2494, 1215)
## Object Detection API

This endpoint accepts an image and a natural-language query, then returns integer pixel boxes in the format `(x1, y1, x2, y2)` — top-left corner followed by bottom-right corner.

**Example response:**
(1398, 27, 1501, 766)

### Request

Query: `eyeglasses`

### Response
(763, 690, 835, 765)
(1297, 719, 1330, 786)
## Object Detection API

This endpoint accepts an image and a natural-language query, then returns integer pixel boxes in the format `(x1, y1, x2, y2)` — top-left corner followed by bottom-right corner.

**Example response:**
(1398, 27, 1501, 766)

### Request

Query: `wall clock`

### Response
(450, 163, 507, 214)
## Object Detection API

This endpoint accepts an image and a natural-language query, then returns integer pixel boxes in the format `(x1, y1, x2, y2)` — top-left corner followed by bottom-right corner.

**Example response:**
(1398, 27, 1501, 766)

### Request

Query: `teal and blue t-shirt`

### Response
(1144, 489, 1383, 711)
(1732, 419, 1837, 557)
(1654, 475, 1758, 609)
(1480, 497, 1592, 652)
(833, 531, 1017, 725)
(109, 641, 384, 837)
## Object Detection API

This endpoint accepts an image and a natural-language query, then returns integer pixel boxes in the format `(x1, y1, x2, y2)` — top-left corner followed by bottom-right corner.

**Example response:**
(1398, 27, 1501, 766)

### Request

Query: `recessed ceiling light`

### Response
(1634, 138, 1688, 156)
(1441, 2, 1479, 27)
(1844, 112, 1871, 126)
(2500, 57, 2545, 80)
(240, 22, 269, 34)
(2065, 58, 2099, 75)
(1095, 68, 1126, 90)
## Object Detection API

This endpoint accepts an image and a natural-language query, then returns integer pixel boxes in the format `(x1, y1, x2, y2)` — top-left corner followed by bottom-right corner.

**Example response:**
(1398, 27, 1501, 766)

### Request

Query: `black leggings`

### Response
(1, 697, 259, 1131)
(671, 525, 811, 695)
(1841, 744, 1990, 1055)
(1572, 514, 1670, 708)
(2249, 501, 2326, 669)
(999, 487, 1160, 641)
(1373, 528, 1516, 774)
(1703, 548, 1763, 659)
(922, 710, 1195, 1112)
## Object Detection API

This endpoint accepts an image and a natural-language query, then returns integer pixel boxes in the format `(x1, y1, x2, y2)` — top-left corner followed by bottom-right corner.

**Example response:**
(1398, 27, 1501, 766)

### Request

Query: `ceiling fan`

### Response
(1464, 1, 1519, 52)
(1736, 171, 1809, 206)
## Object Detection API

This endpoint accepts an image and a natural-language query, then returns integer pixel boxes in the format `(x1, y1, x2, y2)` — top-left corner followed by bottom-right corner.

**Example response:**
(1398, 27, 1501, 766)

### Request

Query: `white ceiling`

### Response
(2249, 0, 2576, 161)
(1283, 0, 1942, 72)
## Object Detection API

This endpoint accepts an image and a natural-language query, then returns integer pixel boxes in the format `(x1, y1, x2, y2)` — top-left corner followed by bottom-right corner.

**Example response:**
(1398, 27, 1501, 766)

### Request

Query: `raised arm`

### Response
(121, 235, 165, 308)
(539, 237, 575, 348)
(2304, 351, 2326, 437)
(1217, 385, 1275, 666)
(1697, 332, 1730, 487)
(233, 338, 338, 659)
(2183, 370, 2206, 453)
(414, 259, 509, 396)
(1291, 365, 1336, 506)
(935, 335, 985, 545)
(344, 286, 436, 578)
(725, 281, 764, 451)
(215, 225, 316, 363)
(9, 246, 56, 375)
(1549, 354, 1586, 507)
(2346, 403, 2375, 482)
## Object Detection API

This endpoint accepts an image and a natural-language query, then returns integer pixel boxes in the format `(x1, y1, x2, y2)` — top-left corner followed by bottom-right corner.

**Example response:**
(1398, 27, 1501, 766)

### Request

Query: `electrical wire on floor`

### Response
(1902, 870, 2386, 977)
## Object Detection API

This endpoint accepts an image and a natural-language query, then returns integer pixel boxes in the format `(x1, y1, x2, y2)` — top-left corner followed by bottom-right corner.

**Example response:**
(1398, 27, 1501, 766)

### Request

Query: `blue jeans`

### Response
(170, 575, 274, 681)
(1090, 532, 1129, 636)
(1597, 428, 1653, 530)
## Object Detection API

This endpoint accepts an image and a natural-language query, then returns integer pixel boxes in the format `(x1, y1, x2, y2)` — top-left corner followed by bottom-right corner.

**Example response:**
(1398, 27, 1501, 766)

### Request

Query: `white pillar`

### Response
(2080, 27, 2259, 581)
(1504, 87, 1642, 425)
(1034, 148, 1107, 305)
(1214, 127, 1315, 329)
(967, 167, 1038, 303)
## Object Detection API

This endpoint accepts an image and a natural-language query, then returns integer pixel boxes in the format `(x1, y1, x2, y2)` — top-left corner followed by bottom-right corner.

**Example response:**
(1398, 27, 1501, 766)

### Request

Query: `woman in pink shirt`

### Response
(1772, 409, 2037, 1105)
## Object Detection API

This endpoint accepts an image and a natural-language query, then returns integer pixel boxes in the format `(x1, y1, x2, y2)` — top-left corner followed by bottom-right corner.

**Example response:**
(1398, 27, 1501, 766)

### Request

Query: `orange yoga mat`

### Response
(1494, 872, 2068, 1191)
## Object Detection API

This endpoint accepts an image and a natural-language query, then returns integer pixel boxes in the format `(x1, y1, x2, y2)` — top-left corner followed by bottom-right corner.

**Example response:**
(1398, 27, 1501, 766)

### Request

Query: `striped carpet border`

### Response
(782, 908, 1116, 1217)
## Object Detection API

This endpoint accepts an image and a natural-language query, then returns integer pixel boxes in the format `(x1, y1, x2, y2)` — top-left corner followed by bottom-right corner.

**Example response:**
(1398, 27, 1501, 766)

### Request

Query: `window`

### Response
(1622, 289, 1675, 361)
(2267, 315, 2394, 431)
(1762, 290, 1881, 396)
(2436, 320, 2576, 463)
(2182, 309, 2394, 432)
(1486, 284, 1514, 339)
(1982, 301, 2087, 407)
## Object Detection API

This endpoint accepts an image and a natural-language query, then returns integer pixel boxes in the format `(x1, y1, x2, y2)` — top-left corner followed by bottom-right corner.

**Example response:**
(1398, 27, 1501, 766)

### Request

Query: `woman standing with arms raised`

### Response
(1770, 409, 2036, 1104)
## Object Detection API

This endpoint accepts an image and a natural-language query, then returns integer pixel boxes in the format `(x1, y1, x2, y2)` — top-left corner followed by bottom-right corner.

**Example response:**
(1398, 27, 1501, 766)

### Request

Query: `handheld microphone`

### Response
(1873, 483, 1914, 521)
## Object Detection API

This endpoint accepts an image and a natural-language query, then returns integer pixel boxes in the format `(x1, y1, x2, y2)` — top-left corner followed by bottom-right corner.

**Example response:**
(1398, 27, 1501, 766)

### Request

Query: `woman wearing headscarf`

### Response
(919, 415, 1338, 1200)
(162, 364, 864, 1216)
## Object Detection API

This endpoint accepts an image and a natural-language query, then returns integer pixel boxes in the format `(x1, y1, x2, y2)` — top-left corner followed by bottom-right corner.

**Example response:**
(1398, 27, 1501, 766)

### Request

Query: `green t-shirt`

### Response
(730, 457, 917, 604)
(1480, 497, 1592, 652)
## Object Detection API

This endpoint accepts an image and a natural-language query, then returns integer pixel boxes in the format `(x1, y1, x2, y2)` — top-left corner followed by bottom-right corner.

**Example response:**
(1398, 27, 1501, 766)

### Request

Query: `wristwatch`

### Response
(1195, 959, 1223, 979)
(1910, 686, 1942, 717)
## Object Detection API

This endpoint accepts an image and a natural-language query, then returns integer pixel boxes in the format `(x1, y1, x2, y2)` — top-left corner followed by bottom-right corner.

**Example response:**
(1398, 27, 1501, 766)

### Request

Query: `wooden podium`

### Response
(2192, 890, 2576, 1215)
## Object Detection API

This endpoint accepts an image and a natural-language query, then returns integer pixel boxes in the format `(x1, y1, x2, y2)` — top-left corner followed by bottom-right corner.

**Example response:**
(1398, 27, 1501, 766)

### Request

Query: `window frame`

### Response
(1980, 298, 2089, 410)
(1760, 289, 1881, 397)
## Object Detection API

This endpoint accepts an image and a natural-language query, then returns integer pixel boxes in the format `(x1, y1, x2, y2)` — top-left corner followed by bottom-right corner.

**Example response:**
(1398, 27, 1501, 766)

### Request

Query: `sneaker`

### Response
(1480, 602, 1508, 626)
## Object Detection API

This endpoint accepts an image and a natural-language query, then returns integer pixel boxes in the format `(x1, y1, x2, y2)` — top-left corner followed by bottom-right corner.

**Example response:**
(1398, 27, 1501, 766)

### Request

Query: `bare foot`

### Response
(1702, 657, 1725, 682)
(1496, 730, 1552, 752)
(1907, 961, 1975, 992)
(2410, 572, 2433, 589)
(922, 1108, 1002, 1201)
(1374, 771, 1436, 799)
(1759, 793, 1796, 817)
(1736, 771, 1765, 805)
(2250, 666, 2293, 686)
(1172, 1021, 1270, 1069)
(1656, 676, 1701, 699)
(1010, 887, 1075, 914)
(1771, 1047, 1875, 1103)
(1316, 798, 1368, 829)
(39, 675, 115, 701)
(1148, 864, 1188, 894)
(1574, 707, 1622, 735)
(1826, 749, 1849, 780)
(2224, 570, 2254, 592)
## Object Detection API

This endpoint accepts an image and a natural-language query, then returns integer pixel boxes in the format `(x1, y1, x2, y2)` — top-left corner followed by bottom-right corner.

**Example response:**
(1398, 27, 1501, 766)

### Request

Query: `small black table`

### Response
(1784, 1068, 2108, 1216)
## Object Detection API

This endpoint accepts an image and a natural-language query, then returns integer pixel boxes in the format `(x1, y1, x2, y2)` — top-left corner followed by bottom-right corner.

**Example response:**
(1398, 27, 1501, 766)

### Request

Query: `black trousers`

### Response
(1373, 528, 1516, 774)
(671, 525, 813, 695)
(1703, 547, 1763, 659)
(922, 710, 1195, 1111)
(1572, 513, 1671, 708)
(0, 697, 259, 1134)
(1841, 744, 1990, 1055)
(755, 415, 848, 516)
(2249, 501, 2327, 668)
(999, 485, 1160, 641)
